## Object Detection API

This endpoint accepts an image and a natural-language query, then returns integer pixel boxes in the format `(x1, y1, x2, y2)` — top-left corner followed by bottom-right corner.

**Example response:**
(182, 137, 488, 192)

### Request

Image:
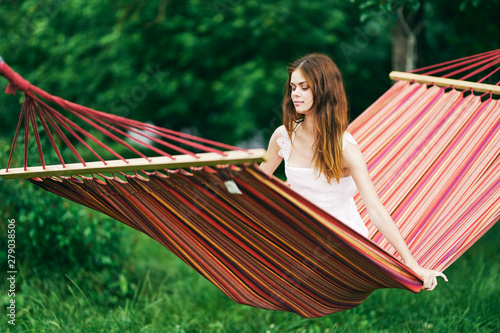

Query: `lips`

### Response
(293, 101, 303, 105)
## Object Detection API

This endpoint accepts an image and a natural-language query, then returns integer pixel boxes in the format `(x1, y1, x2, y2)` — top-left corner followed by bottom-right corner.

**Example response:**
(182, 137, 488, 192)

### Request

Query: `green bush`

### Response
(0, 145, 132, 276)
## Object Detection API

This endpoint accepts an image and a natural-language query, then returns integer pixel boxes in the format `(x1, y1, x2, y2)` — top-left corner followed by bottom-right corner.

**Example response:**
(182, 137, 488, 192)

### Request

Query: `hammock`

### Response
(0, 50, 499, 318)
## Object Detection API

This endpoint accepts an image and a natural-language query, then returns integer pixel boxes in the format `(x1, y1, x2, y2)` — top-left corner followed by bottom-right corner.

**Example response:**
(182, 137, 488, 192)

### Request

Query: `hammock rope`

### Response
(409, 48, 500, 82)
(0, 50, 498, 317)
(0, 60, 262, 176)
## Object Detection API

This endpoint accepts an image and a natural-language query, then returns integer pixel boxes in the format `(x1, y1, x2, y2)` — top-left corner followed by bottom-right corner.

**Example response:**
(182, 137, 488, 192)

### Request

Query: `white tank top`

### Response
(276, 123, 369, 237)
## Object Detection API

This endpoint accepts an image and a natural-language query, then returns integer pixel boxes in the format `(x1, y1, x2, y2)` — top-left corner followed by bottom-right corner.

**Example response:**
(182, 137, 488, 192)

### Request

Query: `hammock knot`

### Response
(0, 63, 31, 95)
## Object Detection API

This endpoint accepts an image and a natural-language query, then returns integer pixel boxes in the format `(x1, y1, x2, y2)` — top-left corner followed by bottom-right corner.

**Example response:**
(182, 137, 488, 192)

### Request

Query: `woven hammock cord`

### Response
(6, 101, 25, 171)
(32, 99, 66, 167)
(445, 54, 500, 79)
(0, 61, 250, 171)
(410, 49, 500, 76)
(27, 99, 46, 169)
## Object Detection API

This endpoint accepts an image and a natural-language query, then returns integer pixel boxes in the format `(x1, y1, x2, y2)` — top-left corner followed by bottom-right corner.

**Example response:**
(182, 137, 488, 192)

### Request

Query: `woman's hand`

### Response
(408, 264, 448, 291)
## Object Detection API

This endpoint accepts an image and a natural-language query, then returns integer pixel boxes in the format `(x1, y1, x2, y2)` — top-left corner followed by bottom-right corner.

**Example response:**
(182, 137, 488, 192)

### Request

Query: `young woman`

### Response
(259, 53, 447, 291)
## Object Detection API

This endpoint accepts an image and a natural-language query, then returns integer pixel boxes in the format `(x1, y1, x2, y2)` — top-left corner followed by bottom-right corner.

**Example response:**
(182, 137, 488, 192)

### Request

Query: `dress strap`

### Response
(277, 125, 291, 162)
(342, 132, 358, 150)
(276, 122, 302, 163)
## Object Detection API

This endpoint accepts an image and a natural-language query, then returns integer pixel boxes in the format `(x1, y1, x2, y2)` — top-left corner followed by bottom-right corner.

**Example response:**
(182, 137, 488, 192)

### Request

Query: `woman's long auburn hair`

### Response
(282, 53, 349, 184)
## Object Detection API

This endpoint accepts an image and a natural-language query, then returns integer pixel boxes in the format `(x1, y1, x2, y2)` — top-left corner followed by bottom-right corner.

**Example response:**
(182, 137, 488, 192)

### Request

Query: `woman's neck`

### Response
(300, 113, 315, 137)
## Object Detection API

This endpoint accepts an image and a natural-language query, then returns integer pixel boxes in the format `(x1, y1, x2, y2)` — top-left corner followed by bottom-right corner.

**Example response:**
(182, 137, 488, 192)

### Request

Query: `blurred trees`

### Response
(1, 0, 358, 146)
(1, 0, 498, 145)
(354, 0, 500, 71)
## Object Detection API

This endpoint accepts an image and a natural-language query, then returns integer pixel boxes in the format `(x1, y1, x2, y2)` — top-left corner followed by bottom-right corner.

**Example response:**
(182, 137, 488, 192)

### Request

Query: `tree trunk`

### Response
(391, 1, 425, 72)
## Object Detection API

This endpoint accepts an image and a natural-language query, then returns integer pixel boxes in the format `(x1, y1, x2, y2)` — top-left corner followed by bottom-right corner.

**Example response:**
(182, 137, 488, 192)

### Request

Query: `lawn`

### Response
(2, 220, 499, 333)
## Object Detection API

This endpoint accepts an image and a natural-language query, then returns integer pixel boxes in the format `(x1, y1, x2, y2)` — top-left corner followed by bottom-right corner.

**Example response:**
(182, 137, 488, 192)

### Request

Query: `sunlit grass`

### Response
(2, 223, 499, 332)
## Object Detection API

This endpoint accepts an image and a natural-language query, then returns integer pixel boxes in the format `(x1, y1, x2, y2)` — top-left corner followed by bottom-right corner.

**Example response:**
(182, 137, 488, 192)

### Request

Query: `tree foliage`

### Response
(0, 170, 131, 277)
(0, 0, 395, 146)
(351, 0, 500, 69)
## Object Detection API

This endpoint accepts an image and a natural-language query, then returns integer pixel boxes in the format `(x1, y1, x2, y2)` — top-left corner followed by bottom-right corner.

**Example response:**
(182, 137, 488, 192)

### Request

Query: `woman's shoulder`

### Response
(274, 125, 290, 154)
(275, 124, 287, 134)
(342, 131, 358, 150)
(270, 125, 287, 144)
(341, 131, 365, 171)
(274, 121, 302, 133)
(272, 122, 302, 139)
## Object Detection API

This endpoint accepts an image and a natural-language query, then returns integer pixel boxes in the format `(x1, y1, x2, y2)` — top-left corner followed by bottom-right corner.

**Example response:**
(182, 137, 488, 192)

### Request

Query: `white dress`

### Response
(276, 123, 369, 237)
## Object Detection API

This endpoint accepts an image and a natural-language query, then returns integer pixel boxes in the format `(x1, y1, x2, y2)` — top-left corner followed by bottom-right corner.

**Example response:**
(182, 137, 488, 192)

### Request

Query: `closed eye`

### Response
(290, 85, 309, 91)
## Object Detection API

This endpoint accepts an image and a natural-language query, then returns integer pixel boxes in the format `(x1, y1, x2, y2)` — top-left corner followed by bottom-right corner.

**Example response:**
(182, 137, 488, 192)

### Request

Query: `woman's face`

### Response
(290, 70, 314, 114)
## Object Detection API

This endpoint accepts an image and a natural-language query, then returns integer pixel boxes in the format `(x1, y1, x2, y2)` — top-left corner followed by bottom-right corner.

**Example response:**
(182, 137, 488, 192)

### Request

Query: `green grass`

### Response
(2, 223, 499, 333)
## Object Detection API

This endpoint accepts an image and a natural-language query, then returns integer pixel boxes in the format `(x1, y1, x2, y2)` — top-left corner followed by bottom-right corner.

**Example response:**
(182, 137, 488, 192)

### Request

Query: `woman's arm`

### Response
(343, 142, 447, 291)
(259, 128, 284, 175)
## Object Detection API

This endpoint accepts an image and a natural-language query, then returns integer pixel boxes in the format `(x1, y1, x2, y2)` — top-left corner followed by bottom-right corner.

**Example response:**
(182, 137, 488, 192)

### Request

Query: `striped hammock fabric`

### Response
(29, 164, 424, 317)
(350, 80, 499, 272)
(1, 51, 499, 317)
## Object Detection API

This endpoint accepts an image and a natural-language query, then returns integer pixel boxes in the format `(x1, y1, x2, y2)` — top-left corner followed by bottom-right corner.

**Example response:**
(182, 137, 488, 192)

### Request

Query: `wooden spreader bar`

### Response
(390, 71, 500, 95)
(0, 148, 267, 179)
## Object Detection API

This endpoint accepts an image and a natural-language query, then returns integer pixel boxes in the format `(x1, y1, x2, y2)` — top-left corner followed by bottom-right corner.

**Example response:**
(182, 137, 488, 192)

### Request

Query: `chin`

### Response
(295, 108, 312, 114)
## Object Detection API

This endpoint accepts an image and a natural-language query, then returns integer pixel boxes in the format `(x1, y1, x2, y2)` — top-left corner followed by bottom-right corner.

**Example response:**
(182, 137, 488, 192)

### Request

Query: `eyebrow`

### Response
(290, 81, 308, 85)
